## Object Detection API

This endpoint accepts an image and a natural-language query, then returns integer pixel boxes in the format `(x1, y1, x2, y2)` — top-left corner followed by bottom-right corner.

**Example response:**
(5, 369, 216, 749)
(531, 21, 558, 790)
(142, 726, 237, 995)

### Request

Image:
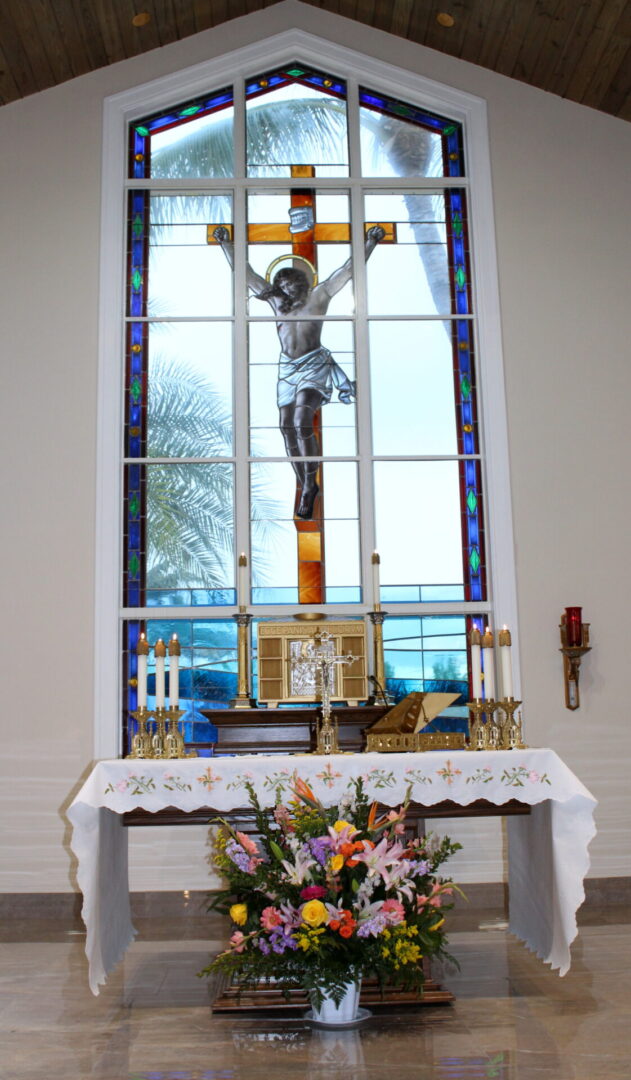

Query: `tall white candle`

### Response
(238, 552, 247, 609)
(168, 634, 181, 707)
(481, 627, 495, 700)
(136, 633, 149, 709)
(469, 627, 482, 699)
(154, 639, 166, 708)
(498, 626, 513, 699)
(372, 550, 381, 608)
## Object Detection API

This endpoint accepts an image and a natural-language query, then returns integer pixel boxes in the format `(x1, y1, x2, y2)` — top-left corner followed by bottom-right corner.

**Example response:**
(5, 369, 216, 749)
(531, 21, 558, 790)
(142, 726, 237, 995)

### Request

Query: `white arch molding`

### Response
(94, 28, 519, 758)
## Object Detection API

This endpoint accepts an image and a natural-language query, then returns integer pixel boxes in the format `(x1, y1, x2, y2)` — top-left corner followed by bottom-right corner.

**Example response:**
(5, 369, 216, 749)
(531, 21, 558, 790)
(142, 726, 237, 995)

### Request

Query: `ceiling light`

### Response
(132, 12, 151, 27)
(436, 12, 455, 27)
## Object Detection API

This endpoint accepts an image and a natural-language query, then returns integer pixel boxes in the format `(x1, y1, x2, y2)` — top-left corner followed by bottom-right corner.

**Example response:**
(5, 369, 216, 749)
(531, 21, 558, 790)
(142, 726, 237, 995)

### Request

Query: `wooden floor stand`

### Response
(211, 968, 454, 1013)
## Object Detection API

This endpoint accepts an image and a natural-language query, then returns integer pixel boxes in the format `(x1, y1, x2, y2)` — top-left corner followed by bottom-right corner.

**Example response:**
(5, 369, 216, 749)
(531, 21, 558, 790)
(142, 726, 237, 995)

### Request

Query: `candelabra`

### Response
(466, 698, 526, 750)
(127, 707, 153, 758)
(126, 705, 197, 759)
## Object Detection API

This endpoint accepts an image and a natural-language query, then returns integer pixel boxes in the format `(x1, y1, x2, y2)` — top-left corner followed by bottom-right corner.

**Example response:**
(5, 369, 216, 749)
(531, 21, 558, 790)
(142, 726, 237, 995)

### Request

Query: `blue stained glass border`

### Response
(245, 65, 346, 102)
(129, 87, 234, 179)
(359, 88, 465, 178)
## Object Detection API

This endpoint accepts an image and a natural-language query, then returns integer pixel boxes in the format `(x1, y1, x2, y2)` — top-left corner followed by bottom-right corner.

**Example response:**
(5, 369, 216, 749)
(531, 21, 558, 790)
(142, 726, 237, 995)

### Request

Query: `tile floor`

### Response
(2, 907, 630, 1080)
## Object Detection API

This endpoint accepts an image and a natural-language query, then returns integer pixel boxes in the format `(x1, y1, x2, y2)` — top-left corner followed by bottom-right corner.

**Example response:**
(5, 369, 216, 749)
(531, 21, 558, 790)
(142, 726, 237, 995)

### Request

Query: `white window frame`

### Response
(94, 28, 518, 758)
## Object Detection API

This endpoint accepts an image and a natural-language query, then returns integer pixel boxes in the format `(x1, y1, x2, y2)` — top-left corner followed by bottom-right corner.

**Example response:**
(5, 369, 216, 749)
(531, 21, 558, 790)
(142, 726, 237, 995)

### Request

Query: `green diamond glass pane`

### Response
(466, 489, 477, 514)
(132, 268, 143, 292)
(180, 105, 200, 117)
(130, 376, 142, 403)
(132, 214, 143, 238)
(452, 212, 463, 237)
(129, 494, 140, 517)
(129, 553, 140, 578)
(444, 124, 456, 135)
(286, 68, 306, 76)
(455, 265, 466, 289)
(470, 547, 480, 575)
(135, 126, 149, 137)
(461, 375, 471, 400)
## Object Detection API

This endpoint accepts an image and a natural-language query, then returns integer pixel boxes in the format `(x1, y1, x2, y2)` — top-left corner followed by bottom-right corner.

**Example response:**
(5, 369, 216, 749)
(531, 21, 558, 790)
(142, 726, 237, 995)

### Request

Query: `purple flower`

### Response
(225, 838, 255, 874)
(409, 859, 430, 876)
(308, 836, 332, 866)
(257, 938, 271, 955)
(357, 914, 387, 938)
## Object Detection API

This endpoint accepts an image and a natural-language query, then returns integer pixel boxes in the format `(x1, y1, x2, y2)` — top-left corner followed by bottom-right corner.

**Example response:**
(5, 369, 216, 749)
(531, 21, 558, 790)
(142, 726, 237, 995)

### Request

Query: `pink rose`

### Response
(300, 885, 328, 901)
(260, 905, 282, 931)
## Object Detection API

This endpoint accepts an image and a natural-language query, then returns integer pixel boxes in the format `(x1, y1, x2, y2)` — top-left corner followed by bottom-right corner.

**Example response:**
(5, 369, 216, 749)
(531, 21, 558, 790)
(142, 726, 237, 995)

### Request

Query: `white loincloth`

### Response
(277, 346, 355, 408)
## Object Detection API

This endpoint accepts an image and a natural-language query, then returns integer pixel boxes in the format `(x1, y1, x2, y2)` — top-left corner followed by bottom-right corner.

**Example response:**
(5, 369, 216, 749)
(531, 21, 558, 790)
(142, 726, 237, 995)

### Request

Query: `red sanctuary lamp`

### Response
(565, 607, 583, 647)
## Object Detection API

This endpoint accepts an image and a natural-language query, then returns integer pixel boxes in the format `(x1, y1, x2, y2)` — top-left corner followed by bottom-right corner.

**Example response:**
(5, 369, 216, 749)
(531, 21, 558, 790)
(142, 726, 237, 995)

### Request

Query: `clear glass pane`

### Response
(147, 322, 232, 457)
(248, 322, 356, 457)
(364, 192, 457, 317)
(383, 615, 470, 718)
(247, 82, 348, 177)
(360, 105, 443, 178)
(374, 462, 464, 598)
(149, 107, 234, 179)
(148, 195, 232, 318)
(145, 463, 234, 591)
(370, 320, 457, 455)
(250, 461, 360, 592)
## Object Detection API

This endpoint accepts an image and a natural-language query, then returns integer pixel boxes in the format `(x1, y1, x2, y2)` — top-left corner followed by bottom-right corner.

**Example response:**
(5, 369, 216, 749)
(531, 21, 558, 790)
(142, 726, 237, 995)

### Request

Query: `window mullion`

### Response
(233, 77, 250, 593)
(348, 79, 378, 608)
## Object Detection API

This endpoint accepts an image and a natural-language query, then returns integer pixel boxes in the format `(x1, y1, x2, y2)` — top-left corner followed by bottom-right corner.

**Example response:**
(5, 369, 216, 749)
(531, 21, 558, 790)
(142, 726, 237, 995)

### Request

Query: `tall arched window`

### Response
(96, 35, 516, 757)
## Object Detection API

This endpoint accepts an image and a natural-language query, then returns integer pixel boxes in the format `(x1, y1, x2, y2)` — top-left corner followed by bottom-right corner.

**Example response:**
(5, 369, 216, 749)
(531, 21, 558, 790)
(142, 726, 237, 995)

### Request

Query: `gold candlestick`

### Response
(151, 707, 168, 758)
(231, 612, 257, 709)
(368, 609, 390, 705)
(498, 698, 526, 749)
(126, 707, 154, 758)
(466, 699, 486, 750)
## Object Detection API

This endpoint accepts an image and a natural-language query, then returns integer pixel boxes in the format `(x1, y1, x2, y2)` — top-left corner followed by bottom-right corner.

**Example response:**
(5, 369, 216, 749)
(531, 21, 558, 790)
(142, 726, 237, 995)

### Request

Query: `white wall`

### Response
(1, 1, 629, 892)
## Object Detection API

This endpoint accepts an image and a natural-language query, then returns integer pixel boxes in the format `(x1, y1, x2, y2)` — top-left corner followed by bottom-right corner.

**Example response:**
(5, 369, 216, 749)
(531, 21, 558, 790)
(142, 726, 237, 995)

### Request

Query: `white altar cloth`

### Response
(68, 748, 596, 994)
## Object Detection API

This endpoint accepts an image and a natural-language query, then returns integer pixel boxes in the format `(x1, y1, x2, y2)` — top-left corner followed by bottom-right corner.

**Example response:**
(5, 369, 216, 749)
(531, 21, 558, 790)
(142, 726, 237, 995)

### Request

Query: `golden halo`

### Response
(265, 254, 318, 287)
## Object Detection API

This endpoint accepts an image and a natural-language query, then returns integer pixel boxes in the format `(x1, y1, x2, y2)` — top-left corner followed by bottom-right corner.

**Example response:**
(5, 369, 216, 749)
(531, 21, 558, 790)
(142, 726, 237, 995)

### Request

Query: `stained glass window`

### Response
(122, 63, 488, 752)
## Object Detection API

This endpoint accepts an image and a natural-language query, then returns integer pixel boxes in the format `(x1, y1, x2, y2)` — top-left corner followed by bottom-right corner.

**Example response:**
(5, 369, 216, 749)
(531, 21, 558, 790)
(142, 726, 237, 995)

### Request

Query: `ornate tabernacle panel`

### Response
(257, 621, 367, 706)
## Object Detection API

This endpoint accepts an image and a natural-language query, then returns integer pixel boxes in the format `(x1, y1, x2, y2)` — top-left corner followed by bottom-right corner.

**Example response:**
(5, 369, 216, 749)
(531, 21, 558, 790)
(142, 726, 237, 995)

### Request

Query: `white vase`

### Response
(309, 981, 361, 1026)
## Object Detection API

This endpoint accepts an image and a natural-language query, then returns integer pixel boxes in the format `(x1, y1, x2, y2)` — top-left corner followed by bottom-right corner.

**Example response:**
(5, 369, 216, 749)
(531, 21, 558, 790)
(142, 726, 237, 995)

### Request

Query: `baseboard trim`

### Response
(1, 877, 629, 919)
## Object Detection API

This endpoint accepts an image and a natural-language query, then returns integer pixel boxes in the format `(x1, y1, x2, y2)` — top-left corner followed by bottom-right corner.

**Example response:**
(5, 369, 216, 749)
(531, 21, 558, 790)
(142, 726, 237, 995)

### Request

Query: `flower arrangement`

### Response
(201, 777, 461, 1005)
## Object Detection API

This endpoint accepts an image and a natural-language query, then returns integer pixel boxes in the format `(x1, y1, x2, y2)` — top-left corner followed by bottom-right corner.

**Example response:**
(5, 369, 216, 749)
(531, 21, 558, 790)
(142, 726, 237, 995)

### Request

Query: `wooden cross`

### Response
(207, 166, 396, 605)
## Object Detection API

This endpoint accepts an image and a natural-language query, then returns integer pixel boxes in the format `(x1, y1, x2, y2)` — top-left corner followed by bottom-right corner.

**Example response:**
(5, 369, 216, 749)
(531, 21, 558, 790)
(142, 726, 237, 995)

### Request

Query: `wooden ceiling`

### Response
(0, 1, 629, 119)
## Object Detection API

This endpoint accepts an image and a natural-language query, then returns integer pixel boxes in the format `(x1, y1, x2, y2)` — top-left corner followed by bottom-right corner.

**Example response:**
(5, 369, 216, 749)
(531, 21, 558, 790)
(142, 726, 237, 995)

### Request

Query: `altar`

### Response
(68, 747, 596, 995)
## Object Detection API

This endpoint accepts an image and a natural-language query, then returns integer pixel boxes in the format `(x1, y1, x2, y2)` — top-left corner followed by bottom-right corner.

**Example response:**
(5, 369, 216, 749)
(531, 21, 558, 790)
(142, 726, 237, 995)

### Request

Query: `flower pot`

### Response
(307, 981, 368, 1027)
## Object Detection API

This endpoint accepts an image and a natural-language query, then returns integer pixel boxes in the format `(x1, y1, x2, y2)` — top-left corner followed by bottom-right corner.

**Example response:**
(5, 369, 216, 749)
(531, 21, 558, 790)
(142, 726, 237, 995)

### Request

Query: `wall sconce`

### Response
(559, 607, 591, 710)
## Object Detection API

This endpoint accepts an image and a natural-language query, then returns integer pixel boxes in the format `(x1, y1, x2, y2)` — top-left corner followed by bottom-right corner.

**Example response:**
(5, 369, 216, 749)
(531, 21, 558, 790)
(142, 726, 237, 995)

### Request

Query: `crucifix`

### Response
(289, 630, 358, 754)
(209, 167, 396, 605)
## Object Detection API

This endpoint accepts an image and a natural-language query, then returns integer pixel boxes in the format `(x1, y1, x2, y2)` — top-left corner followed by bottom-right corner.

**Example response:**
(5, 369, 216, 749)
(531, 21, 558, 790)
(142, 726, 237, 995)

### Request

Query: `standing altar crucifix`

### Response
(289, 631, 358, 754)
(210, 168, 396, 603)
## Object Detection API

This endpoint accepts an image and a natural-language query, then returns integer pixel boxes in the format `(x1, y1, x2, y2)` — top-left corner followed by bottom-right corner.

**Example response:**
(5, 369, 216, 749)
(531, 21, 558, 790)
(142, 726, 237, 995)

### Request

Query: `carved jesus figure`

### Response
(214, 224, 385, 519)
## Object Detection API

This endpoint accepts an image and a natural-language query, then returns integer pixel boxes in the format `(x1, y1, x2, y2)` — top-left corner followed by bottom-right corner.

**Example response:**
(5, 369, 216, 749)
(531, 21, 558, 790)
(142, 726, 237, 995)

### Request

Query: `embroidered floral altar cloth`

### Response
(68, 748, 596, 994)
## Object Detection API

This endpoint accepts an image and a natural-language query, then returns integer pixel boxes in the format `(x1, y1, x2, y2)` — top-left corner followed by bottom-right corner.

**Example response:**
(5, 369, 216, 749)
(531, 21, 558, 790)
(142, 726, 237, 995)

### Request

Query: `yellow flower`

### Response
(333, 820, 352, 833)
(330, 854, 344, 872)
(301, 899, 328, 927)
(229, 903, 248, 926)
(429, 917, 445, 932)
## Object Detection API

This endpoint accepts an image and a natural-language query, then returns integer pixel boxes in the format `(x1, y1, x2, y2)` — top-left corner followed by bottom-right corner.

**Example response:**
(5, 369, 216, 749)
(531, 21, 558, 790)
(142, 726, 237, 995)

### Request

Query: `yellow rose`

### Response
(301, 899, 328, 927)
(229, 903, 248, 926)
(333, 820, 352, 833)
(330, 854, 344, 872)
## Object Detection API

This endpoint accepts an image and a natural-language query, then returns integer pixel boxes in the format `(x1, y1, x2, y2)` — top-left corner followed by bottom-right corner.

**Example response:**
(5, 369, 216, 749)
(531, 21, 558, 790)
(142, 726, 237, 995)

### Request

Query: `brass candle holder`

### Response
(368, 609, 391, 705)
(498, 698, 526, 749)
(151, 707, 169, 758)
(466, 699, 487, 750)
(231, 610, 257, 709)
(126, 707, 154, 758)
